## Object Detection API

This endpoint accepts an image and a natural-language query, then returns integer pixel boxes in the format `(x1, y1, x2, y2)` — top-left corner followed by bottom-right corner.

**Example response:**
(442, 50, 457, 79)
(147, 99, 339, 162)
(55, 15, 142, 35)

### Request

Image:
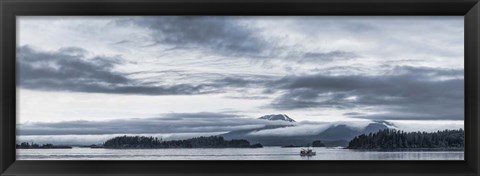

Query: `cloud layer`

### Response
(17, 112, 291, 135)
(16, 16, 464, 124)
(17, 45, 464, 121)
(17, 46, 270, 95)
(118, 16, 270, 57)
(268, 66, 464, 120)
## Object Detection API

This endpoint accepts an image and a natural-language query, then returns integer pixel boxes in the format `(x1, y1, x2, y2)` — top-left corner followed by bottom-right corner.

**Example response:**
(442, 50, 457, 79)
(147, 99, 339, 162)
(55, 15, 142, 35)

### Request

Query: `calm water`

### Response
(17, 147, 464, 160)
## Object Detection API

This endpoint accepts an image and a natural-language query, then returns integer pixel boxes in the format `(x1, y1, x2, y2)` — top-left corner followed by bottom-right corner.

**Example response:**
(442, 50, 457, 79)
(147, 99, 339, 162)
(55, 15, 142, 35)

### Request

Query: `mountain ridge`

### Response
(222, 115, 392, 147)
(258, 114, 296, 122)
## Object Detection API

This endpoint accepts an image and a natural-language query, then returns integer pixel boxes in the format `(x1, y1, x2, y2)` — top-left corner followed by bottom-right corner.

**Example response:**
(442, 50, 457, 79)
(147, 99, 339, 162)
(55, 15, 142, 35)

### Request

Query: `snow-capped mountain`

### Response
(258, 114, 296, 122)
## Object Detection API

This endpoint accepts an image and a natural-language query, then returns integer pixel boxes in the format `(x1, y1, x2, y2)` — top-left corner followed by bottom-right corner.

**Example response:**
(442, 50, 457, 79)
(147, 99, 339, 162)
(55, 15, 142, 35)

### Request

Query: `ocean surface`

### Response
(16, 147, 464, 160)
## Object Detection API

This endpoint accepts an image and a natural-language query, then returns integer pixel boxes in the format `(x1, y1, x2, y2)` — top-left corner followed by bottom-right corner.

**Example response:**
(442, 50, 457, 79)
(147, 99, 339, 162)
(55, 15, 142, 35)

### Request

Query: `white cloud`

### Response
(388, 120, 464, 132)
(248, 124, 330, 136)
(247, 121, 372, 137)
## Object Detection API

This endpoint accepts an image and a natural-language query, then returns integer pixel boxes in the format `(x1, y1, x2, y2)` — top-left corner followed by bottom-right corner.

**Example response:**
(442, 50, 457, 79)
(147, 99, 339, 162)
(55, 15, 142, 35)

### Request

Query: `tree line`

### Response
(347, 129, 464, 150)
(103, 135, 263, 149)
(16, 142, 72, 149)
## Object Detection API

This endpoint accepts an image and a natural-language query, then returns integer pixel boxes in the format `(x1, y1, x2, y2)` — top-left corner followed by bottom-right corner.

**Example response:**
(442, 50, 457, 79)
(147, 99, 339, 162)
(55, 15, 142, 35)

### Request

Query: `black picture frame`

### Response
(1, 0, 479, 175)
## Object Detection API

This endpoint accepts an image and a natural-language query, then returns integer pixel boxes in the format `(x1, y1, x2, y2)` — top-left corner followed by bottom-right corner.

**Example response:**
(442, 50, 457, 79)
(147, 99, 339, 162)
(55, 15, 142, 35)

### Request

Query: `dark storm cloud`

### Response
(213, 76, 273, 88)
(17, 112, 291, 135)
(118, 17, 358, 62)
(388, 65, 464, 78)
(119, 16, 270, 57)
(17, 46, 219, 95)
(268, 66, 464, 120)
(17, 46, 128, 84)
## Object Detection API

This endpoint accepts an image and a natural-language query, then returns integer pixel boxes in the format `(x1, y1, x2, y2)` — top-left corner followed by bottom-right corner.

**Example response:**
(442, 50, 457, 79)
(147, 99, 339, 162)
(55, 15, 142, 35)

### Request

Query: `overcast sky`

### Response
(16, 16, 464, 137)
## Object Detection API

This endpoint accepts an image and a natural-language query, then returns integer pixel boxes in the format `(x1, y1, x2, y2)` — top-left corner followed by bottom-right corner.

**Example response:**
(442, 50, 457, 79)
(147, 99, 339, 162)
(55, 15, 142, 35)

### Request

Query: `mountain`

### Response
(222, 121, 392, 147)
(258, 114, 296, 122)
(314, 124, 361, 141)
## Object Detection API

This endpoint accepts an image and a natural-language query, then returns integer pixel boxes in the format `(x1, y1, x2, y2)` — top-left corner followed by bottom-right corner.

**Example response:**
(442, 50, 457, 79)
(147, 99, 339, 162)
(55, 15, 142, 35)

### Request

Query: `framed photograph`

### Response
(1, 0, 479, 175)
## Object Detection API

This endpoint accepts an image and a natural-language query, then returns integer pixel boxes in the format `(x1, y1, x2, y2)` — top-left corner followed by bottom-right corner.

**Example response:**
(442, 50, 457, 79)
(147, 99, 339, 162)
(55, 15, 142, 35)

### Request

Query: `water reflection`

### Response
(17, 146, 464, 160)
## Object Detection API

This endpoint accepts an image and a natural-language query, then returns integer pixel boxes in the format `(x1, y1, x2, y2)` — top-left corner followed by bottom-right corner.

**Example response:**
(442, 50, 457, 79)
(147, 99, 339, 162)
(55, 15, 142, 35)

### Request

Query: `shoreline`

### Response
(16, 146, 465, 152)
(346, 148, 464, 152)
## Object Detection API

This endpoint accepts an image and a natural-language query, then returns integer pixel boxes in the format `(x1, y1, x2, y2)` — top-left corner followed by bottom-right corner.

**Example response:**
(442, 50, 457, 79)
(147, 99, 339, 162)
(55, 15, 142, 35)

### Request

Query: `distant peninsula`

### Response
(103, 135, 263, 149)
(347, 129, 464, 150)
(16, 142, 72, 149)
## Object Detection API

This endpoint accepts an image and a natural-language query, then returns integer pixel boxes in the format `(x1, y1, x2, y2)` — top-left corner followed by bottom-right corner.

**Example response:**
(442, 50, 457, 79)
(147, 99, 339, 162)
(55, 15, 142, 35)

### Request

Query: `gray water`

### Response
(16, 147, 464, 160)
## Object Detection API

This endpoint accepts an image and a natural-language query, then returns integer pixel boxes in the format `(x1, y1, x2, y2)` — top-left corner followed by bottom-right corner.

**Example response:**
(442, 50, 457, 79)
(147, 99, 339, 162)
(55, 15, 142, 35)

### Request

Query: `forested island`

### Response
(312, 140, 326, 147)
(347, 129, 464, 150)
(16, 142, 72, 149)
(103, 135, 263, 149)
(16, 129, 465, 151)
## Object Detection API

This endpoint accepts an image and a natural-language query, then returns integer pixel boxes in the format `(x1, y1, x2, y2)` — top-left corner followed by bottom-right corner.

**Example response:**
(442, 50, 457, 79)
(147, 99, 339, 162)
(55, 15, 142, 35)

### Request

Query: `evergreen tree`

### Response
(347, 129, 464, 149)
(103, 135, 264, 149)
(312, 140, 326, 147)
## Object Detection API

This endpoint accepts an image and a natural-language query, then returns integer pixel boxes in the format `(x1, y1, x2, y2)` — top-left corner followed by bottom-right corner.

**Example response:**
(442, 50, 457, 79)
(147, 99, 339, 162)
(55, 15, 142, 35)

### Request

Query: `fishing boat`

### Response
(300, 147, 316, 156)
